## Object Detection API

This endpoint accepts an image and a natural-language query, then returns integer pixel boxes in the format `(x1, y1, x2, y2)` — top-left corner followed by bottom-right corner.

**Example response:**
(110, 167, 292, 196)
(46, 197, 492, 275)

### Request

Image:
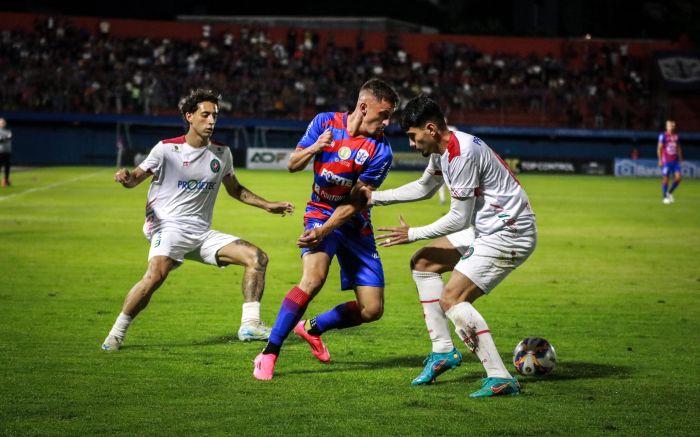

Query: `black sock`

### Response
(262, 342, 281, 356)
(307, 317, 322, 336)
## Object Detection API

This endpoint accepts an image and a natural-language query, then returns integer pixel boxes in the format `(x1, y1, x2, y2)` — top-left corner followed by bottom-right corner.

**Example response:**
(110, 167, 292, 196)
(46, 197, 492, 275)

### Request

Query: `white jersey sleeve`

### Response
(223, 146, 234, 176)
(371, 154, 443, 205)
(408, 196, 475, 242)
(139, 142, 165, 176)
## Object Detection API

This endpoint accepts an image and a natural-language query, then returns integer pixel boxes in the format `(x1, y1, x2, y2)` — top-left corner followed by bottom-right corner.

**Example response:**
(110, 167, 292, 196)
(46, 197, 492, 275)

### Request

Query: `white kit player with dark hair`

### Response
(102, 89, 294, 351)
(367, 95, 537, 398)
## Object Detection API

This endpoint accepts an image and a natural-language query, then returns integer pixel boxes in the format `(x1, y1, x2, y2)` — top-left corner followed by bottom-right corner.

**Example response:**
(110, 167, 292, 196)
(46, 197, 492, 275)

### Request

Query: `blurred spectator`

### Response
(0, 16, 663, 130)
(0, 118, 13, 187)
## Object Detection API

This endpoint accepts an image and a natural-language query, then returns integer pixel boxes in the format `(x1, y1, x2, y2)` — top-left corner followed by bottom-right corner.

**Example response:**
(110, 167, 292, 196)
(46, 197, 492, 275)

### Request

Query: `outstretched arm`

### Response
(376, 196, 475, 246)
(114, 167, 152, 188)
(371, 162, 443, 206)
(222, 173, 294, 215)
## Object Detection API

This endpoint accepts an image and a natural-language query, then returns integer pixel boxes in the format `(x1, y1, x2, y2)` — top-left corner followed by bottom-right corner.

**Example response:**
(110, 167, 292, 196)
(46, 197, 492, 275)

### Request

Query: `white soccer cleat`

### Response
(663, 196, 672, 204)
(101, 335, 123, 351)
(238, 322, 271, 341)
(667, 193, 675, 203)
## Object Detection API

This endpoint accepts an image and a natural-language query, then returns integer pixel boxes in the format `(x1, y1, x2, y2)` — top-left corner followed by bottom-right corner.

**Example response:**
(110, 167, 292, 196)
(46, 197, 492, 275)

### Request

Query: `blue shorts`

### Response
(301, 218, 384, 290)
(662, 160, 681, 176)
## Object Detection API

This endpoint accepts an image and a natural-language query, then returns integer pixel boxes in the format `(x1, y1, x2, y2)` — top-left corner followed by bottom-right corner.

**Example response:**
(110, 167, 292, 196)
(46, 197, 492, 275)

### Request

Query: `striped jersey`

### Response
(658, 131, 680, 163)
(296, 112, 393, 225)
(138, 135, 233, 236)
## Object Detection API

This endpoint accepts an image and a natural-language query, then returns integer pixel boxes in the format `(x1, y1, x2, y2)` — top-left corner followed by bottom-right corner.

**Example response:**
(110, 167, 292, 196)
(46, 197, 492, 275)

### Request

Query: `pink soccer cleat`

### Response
(253, 353, 277, 380)
(294, 320, 331, 363)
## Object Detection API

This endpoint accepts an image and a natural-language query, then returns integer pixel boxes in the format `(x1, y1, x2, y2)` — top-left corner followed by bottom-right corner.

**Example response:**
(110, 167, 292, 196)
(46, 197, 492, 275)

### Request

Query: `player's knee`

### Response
(299, 276, 325, 294)
(361, 304, 383, 322)
(439, 294, 457, 313)
(410, 251, 432, 271)
(144, 270, 168, 289)
(253, 248, 269, 270)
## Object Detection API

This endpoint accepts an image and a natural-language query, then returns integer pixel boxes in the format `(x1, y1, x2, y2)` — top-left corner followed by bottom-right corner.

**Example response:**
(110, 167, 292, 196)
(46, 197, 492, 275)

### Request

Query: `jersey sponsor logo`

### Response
(338, 146, 352, 160)
(210, 159, 221, 173)
(313, 183, 345, 201)
(320, 168, 353, 187)
(177, 179, 216, 191)
(355, 149, 369, 165)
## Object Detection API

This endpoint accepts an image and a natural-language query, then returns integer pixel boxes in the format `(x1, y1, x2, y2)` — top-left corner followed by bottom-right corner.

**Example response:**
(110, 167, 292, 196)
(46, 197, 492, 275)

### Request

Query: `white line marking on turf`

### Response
(0, 170, 108, 202)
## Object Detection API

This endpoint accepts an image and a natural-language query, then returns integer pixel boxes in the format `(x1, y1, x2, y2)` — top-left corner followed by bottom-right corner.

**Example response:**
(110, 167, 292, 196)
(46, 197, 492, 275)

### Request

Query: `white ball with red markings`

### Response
(513, 337, 557, 376)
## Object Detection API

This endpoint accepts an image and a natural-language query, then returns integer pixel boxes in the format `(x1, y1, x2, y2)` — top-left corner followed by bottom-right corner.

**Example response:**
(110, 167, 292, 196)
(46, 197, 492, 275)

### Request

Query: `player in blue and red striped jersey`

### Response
(254, 79, 399, 380)
(658, 119, 683, 204)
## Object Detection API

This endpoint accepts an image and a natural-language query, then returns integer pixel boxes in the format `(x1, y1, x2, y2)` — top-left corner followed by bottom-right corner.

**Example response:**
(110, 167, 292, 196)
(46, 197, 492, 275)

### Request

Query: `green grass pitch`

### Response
(0, 167, 698, 435)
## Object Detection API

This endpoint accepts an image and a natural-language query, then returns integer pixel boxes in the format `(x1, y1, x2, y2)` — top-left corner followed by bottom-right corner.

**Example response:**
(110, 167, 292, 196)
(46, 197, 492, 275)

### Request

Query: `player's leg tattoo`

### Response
(232, 239, 269, 302)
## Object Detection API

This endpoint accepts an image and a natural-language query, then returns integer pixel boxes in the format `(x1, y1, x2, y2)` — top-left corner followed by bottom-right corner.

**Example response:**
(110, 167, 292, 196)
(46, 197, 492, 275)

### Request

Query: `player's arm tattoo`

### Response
(223, 174, 267, 208)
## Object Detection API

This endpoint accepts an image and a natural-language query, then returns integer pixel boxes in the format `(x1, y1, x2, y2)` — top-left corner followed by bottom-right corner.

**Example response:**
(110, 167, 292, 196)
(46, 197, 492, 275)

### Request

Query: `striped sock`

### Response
(266, 287, 311, 353)
(308, 301, 363, 335)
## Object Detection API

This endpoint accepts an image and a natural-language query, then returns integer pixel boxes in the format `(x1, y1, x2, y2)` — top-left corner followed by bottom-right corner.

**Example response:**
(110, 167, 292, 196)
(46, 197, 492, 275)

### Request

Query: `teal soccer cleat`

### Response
(411, 348, 463, 385)
(469, 377, 521, 398)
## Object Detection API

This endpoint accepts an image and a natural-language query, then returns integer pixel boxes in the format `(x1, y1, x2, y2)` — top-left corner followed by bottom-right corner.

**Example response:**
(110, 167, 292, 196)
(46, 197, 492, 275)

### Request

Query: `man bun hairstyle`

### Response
(400, 95, 447, 132)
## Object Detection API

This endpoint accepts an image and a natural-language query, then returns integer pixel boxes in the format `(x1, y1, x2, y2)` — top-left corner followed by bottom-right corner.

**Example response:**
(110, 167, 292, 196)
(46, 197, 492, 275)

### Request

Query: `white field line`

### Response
(0, 170, 108, 202)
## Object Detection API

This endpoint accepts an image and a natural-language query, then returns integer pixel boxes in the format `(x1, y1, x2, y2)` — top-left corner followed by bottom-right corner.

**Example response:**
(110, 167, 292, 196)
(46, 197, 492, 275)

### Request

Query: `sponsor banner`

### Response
(656, 51, 700, 90)
(246, 148, 307, 170)
(614, 158, 700, 178)
(519, 160, 576, 173)
(513, 158, 611, 174)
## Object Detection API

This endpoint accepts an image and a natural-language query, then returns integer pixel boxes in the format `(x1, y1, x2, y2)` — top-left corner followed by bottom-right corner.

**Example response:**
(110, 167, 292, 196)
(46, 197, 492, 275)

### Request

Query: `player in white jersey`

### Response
(102, 89, 294, 351)
(367, 96, 537, 398)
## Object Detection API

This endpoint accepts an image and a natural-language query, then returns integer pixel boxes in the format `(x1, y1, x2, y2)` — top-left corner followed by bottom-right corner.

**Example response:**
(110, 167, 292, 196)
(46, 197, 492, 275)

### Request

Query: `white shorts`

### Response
(447, 225, 537, 294)
(146, 228, 239, 266)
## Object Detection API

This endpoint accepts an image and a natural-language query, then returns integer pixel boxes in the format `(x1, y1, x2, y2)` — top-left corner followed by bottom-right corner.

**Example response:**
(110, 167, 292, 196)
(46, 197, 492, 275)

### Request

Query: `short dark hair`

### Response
(178, 89, 220, 119)
(400, 95, 447, 132)
(360, 78, 399, 107)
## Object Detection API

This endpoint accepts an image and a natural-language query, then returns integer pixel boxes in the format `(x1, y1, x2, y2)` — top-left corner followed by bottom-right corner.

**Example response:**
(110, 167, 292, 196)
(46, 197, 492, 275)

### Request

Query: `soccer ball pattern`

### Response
(513, 337, 557, 376)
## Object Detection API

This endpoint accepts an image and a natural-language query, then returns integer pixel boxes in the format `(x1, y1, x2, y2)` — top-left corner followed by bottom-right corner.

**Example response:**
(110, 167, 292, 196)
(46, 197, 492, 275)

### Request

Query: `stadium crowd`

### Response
(0, 16, 659, 129)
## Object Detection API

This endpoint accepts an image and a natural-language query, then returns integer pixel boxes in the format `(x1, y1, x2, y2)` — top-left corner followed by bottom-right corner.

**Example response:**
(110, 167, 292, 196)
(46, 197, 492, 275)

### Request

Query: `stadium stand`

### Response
(1, 12, 696, 132)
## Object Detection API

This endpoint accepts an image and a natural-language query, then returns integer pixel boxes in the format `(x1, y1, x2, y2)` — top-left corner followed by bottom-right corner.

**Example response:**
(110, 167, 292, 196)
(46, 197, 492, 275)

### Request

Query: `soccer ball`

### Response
(513, 337, 557, 376)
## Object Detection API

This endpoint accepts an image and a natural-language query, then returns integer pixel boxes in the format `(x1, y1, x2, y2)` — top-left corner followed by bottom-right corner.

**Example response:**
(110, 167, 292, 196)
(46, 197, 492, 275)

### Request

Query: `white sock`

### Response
(412, 270, 454, 353)
(445, 302, 511, 378)
(241, 301, 261, 325)
(108, 312, 132, 340)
